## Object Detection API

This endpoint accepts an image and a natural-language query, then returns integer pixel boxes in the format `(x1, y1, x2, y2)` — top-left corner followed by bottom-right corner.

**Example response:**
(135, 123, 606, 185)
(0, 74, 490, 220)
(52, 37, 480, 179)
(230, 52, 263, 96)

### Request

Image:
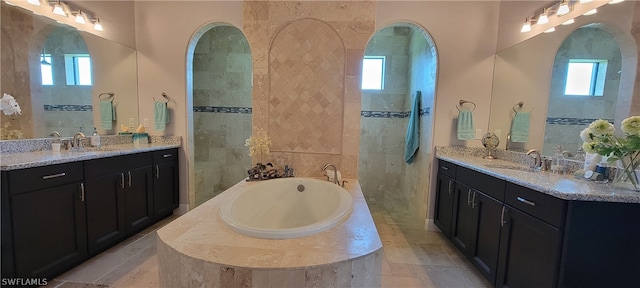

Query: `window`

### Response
(361, 56, 385, 90)
(40, 54, 53, 85)
(64, 54, 92, 85)
(564, 59, 608, 96)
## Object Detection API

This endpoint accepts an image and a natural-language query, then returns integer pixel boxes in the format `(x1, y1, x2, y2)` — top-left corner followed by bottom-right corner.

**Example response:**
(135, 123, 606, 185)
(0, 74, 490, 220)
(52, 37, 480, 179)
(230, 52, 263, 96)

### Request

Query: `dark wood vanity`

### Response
(1, 148, 179, 281)
(435, 158, 640, 288)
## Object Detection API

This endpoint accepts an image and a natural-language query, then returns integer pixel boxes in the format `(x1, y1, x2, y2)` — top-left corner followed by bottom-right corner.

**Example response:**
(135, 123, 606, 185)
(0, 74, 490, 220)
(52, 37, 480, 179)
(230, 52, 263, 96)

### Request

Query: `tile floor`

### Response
(45, 198, 492, 288)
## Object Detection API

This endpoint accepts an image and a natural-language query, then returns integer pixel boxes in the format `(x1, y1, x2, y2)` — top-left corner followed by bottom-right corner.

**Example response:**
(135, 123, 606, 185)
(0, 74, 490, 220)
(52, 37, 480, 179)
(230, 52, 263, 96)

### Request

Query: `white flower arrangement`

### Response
(245, 129, 271, 162)
(0, 93, 22, 116)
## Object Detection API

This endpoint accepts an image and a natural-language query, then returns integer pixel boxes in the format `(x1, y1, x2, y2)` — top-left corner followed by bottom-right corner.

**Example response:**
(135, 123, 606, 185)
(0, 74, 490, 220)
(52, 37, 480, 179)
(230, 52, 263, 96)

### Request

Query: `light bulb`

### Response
(93, 19, 103, 31)
(521, 19, 532, 33)
(544, 27, 556, 33)
(52, 2, 66, 16)
(609, 0, 624, 4)
(562, 19, 575, 25)
(558, 1, 570, 16)
(584, 9, 597, 16)
(538, 11, 549, 25)
(580, 0, 593, 3)
(75, 11, 86, 24)
(27, 0, 40, 6)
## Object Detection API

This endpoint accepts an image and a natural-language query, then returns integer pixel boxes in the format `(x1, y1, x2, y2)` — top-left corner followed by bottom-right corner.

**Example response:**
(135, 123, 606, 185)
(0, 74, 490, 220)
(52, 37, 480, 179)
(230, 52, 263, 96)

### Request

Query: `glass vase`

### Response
(612, 159, 640, 192)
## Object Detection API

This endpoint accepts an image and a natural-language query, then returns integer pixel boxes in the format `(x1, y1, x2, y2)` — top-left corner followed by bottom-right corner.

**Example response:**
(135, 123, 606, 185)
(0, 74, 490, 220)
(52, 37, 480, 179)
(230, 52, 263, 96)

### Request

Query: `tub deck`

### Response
(157, 178, 383, 287)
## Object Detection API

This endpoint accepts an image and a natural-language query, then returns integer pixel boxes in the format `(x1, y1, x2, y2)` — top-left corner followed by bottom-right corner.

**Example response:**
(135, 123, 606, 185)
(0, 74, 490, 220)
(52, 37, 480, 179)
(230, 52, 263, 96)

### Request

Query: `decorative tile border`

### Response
(361, 107, 430, 118)
(546, 117, 614, 125)
(194, 106, 252, 114)
(44, 105, 92, 111)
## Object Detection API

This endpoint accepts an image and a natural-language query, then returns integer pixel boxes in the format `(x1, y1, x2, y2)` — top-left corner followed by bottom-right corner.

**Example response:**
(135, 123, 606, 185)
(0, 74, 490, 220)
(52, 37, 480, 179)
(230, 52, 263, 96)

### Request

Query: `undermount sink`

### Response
(69, 146, 121, 153)
(484, 163, 537, 172)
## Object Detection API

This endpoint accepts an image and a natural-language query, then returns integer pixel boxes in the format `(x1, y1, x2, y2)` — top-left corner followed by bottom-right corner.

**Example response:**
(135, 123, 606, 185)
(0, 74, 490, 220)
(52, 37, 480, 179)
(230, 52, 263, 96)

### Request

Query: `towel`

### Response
(100, 100, 115, 130)
(457, 109, 475, 140)
(510, 111, 530, 142)
(404, 91, 421, 164)
(154, 101, 170, 131)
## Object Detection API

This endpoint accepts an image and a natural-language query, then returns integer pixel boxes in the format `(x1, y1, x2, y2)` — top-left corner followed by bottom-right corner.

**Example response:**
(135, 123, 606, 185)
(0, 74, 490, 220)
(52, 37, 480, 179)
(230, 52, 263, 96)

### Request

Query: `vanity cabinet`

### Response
(152, 149, 179, 219)
(1, 163, 87, 279)
(436, 159, 640, 288)
(434, 160, 456, 238)
(84, 152, 154, 254)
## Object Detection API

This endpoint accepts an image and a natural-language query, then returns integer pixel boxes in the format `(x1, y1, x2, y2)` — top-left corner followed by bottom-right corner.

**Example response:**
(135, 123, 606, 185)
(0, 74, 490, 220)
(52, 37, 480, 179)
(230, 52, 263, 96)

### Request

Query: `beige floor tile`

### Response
(381, 275, 425, 288)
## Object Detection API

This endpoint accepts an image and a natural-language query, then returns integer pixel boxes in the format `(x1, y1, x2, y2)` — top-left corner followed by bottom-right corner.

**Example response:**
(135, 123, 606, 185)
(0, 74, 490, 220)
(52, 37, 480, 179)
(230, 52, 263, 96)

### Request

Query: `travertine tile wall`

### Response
(544, 27, 621, 155)
(193, 26, 252, 206)
(244, 1, 375, 178)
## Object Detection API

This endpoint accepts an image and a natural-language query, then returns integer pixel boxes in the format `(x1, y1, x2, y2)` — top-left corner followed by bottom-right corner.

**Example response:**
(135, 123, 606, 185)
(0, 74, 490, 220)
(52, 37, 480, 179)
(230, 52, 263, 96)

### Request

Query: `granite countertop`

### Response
(436, 148, 640, 204)
(1, 143, 180, 171)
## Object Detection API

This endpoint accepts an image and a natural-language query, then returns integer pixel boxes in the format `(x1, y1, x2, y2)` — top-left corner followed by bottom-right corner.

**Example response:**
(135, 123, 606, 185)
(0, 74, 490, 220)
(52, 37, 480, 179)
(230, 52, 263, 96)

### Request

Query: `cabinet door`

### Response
(434, 173, 455, 239)
(497, 206, 561, 288)
(470, 191, 502, 285)
(11, 182, 87, 278)
(153, 161, 179, 219)
(85, 173, 126, 254)
(452, 182, 474, 256)
(124, 166, 154, 233)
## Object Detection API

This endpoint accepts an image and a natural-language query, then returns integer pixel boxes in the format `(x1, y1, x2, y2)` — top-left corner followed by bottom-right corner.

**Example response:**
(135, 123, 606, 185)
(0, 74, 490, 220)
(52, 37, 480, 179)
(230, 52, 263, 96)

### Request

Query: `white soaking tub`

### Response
(219, 177, 353, 239)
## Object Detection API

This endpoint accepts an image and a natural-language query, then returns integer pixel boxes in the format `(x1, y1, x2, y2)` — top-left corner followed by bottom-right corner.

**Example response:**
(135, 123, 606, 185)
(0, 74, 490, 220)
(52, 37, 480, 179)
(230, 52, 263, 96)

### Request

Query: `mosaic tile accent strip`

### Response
(546, 117, 615, 125)
(193, 106, 252, 114)
(269, 19, 345, 154)
(44, 105, 93, 111)
(361, 108, 430, 118)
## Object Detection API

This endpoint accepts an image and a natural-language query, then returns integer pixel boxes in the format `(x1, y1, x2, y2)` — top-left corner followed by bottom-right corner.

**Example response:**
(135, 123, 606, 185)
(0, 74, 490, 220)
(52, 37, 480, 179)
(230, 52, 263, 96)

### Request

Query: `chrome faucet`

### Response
(321, 164, 339, 185)
(49, 131, 61, 138)
(72, 132, 86, 149)
(526, 149, 542, 170)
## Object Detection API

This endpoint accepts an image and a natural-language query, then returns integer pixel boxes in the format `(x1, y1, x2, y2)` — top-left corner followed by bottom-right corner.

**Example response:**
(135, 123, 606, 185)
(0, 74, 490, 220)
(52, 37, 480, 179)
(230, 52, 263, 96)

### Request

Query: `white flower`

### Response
(580, 127, 597, 143)
(582, 141, 597, 154)
(0, 93, 22, 116)
(621, 116, 640, 136)
(588, 119, 614, 136)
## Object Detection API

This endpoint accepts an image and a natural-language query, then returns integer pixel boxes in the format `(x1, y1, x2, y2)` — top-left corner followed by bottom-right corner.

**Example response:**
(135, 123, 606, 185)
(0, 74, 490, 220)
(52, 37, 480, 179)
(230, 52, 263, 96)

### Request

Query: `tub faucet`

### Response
(321, 164, 339, 185)
(72, 132, 86, 149)
(526, 149, 542, 170)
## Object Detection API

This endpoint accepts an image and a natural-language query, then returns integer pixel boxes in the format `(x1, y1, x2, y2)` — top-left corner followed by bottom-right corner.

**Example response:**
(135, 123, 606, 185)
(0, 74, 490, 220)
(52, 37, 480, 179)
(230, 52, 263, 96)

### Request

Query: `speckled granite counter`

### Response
(1, 136, 181, 171)
(436, 146, 640, 203)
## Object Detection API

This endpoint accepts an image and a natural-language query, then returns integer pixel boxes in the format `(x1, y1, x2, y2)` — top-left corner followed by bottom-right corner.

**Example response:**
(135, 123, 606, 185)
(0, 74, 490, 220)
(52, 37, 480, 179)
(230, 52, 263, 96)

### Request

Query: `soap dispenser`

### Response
(551, 145, 565, 174)
(91, 127, 101, 148)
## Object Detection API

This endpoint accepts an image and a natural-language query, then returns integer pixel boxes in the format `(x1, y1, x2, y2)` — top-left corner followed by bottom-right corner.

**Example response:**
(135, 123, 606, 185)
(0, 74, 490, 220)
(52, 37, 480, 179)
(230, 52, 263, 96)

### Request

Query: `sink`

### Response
(69, 146, 121, 153)
(484, 163, 537, 172)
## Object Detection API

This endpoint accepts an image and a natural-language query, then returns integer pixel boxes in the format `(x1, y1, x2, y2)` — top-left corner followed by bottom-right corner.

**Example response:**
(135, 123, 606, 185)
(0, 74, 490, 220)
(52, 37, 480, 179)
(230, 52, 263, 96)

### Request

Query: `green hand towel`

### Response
(155, 102, 169, 131)
(511, 112, 530, 142)
(100, 100, 114, 130)
(404, 91, 421, 164)
(457, 110, 474, 140)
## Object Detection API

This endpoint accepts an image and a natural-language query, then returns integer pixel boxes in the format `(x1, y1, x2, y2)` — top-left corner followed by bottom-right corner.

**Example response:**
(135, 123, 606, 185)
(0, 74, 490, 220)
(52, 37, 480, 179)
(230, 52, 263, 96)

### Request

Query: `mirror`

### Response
(1, 2, 138, 139)
(488, 1, 638, 156)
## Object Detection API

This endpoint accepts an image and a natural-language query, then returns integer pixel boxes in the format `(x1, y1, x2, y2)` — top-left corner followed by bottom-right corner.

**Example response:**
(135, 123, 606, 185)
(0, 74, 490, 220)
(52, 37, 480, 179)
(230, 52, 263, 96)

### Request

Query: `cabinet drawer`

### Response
(505, 182, 566, 228)
(7, 162, 84, 195)
(457, 166, 506, 201)
(84, 152, 152, 179)
(153, 148, 178, 164)
(438, 160, 457, 178)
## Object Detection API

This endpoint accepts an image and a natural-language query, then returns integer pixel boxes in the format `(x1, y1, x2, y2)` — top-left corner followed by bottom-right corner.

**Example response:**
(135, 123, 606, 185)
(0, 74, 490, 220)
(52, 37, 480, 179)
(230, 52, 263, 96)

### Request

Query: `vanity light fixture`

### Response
(544, 27, 556, 33)
(537, 8, 549, 25)
(562, 18, 575, 25)
(584, 9, 598, 16)
(609, 0, 624, 4)
(27, 0, 40, 6)
(557, 0, 570, 16)
(92, 18, 103, 31)
(74, 11, 86, 24)
(52, 1, 66, 17)
(520, 18, 532, 33)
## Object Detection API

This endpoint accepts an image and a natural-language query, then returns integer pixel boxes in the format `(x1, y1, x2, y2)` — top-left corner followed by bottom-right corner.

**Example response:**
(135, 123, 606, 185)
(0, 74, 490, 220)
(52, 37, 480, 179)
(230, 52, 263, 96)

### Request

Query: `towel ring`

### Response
(513, 101, 524, 113)
(154, 92, 170, 103)
(98, 92, 114, 101)
(457, 100, 476, 111)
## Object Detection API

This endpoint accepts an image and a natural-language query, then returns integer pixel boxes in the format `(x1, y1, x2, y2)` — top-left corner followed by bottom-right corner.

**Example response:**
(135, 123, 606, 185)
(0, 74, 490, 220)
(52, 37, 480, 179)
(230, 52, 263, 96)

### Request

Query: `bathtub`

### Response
(219, 177, 353, 239)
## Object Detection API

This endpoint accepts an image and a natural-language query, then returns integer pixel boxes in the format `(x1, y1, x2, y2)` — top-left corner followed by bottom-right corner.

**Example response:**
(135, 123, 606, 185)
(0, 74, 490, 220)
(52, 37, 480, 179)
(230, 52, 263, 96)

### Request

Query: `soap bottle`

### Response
(551, 145, 565, 174)
(91, 127, 101, 148)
